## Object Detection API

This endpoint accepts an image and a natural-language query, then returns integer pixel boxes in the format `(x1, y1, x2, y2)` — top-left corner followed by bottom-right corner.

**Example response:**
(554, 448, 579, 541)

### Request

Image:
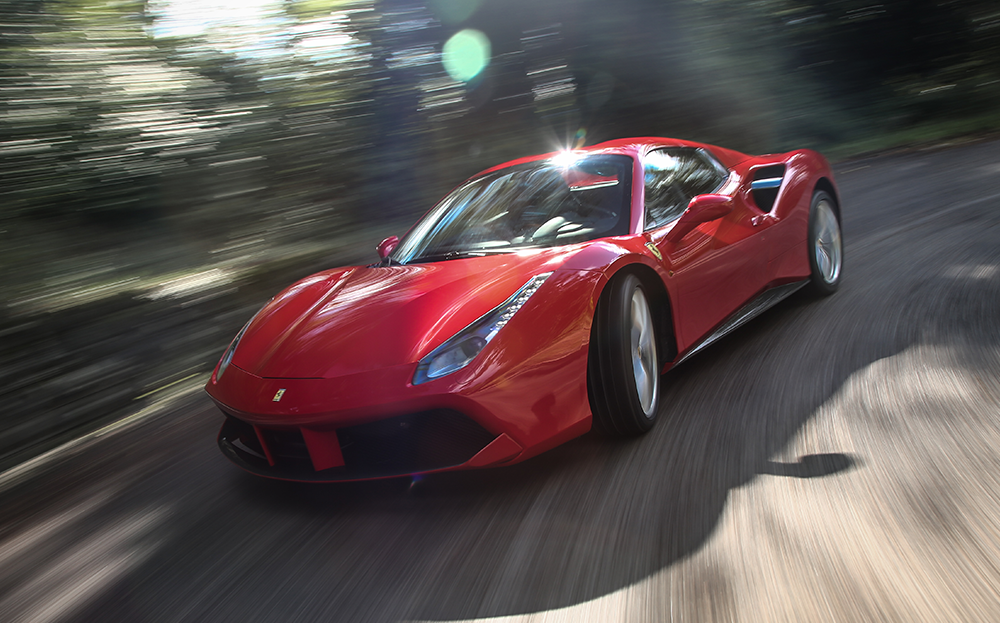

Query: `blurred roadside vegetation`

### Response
(3, 0, 1000, 468)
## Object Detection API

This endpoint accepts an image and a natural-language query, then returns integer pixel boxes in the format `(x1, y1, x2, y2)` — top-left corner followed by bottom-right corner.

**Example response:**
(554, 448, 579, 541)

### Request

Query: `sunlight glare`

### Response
(149, 0, 285, 39)
(549, 150, 582, 169)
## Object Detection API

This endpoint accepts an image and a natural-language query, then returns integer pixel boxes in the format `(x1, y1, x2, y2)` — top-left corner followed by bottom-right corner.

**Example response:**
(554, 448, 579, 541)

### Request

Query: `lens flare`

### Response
(443, 29, 491, 82)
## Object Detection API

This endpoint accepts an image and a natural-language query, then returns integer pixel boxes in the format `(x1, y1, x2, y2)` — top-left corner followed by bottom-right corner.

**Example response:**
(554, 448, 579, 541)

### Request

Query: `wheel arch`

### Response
(597, 261, 678, 366)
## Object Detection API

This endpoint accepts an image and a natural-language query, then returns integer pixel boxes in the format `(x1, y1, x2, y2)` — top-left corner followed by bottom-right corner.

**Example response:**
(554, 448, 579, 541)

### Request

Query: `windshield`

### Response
(393, 154, 633, 264)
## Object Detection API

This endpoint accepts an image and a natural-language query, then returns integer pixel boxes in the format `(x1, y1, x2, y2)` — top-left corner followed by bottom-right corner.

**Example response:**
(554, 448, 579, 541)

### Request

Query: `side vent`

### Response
(750, 164, 786, 213)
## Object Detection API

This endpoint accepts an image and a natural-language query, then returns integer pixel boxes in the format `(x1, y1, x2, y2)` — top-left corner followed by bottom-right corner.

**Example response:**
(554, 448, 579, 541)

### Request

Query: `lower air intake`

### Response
(218, 410, 496, 481)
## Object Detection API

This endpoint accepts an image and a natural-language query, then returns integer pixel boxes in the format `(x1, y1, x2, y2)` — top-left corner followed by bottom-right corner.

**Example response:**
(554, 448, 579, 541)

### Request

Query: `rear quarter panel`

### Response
(738, 149, 839, 284)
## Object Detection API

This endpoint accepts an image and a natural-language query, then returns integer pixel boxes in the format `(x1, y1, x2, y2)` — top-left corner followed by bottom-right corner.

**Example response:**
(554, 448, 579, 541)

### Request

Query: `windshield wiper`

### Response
(406, 250, 490, 264)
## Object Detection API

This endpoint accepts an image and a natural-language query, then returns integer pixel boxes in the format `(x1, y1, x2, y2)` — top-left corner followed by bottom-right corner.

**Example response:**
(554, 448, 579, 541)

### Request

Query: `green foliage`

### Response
(3, 0, 1000, 276)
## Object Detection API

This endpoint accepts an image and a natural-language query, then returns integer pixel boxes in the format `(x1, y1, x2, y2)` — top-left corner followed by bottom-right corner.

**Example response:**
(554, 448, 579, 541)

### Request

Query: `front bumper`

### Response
(206, 268, 605, 481)
(218, 409, 524, 482)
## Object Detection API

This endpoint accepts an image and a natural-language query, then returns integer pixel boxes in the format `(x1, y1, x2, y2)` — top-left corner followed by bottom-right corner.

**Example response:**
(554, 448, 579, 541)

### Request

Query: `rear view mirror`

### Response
(377, 236, 399, 263)
(665, 194, 734, 243)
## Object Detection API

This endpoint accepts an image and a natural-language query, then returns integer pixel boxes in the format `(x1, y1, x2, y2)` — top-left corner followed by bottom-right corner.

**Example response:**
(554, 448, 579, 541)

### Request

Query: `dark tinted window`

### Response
(394, 154, 632, 264)
(643, 148, 727, 230)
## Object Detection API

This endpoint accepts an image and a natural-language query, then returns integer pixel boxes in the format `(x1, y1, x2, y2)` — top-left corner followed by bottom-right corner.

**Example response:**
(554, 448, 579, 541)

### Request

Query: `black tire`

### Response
(805, 190, 843, 297)
(588, 273, 661, 436)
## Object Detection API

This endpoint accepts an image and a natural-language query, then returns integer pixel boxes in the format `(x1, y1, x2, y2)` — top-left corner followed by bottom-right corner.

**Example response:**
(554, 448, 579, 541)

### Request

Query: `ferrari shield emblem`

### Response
(272, 389, 286, 402)
(645, 242, 663, 261)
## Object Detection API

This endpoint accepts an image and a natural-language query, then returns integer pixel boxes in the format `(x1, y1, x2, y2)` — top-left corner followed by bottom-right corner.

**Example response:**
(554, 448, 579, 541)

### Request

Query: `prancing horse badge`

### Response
(272, 389, 286, 402)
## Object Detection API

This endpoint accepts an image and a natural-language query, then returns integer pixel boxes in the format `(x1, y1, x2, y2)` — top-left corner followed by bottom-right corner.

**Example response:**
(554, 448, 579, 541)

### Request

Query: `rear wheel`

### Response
(805, 190, 843, 296)
(589, 273, 660, 436)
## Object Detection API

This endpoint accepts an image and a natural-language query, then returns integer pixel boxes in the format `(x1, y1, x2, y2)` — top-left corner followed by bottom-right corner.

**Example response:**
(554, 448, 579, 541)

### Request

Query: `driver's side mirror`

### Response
(664, 194, 734, 243)
(377, 236, 399, 264)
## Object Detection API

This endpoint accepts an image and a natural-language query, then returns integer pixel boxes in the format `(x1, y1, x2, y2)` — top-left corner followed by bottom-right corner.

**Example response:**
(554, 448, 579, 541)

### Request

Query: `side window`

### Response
(643, 148, 727, 230)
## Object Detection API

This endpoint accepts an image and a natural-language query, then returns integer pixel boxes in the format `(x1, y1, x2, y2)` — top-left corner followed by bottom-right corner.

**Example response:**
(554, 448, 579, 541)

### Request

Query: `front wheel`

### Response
(805, 190, 843, 296)
(588, 273, 660, 436)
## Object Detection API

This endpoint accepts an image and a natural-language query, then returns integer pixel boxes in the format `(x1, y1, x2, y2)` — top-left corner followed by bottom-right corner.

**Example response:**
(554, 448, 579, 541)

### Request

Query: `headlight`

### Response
(215, 303, 269, 381)
(413, 272, 552, 385)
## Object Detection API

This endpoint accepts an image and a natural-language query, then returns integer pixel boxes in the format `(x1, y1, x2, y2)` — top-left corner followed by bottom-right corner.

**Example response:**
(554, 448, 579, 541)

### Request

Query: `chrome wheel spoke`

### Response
(814, 200, 841, 284)
(629, 289, 658, 417)
(816, 246, 831, 276)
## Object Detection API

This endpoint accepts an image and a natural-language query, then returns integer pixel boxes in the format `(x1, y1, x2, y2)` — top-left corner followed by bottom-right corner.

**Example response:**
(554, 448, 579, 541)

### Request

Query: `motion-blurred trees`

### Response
(4, 0, 1000, 282)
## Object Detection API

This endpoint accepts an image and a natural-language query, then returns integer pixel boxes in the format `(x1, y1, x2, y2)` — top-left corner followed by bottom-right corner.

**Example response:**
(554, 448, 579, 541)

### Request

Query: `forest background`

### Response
(3, 0, 999, 469)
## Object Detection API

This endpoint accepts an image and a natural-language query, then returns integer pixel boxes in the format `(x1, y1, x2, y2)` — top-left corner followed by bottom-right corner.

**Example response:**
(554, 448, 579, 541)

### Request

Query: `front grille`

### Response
(218, 410, 496, 481)
(220, 416, 267, 461)
(265, 428, 312, 467)
(338, 410, 496, 474)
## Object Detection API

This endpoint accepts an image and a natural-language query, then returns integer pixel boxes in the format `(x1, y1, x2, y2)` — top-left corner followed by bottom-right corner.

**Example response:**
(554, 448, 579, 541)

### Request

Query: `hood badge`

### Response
(273, 389, 286, 402)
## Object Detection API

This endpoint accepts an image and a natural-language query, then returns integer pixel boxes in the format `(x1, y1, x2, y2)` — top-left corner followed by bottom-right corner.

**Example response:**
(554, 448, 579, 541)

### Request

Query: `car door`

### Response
(643, 148, 774, 353)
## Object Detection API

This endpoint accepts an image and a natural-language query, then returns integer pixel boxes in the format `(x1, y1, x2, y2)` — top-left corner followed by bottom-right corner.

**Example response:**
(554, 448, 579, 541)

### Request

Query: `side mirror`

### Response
(665, 194, 734, 243)
(377, 236, 399, 263)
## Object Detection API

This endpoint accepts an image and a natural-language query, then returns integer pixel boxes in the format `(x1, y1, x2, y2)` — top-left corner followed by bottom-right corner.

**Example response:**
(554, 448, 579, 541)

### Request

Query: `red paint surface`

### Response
(253, 425, 276, 467)
(300, 427, 346, 471)
(206, 138, 838, 481)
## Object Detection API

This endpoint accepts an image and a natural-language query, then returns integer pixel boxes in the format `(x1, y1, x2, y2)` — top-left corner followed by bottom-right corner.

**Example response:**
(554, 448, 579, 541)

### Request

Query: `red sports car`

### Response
(206, 137, 842, 482)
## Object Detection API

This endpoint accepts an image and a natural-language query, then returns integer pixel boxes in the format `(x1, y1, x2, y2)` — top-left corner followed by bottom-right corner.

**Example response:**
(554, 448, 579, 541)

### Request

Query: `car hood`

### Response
(231, 251, 570, 379)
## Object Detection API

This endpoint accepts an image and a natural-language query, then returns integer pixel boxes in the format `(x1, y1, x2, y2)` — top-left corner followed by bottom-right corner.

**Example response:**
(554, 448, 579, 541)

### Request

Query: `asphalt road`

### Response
(3, 139, 1000, 623)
